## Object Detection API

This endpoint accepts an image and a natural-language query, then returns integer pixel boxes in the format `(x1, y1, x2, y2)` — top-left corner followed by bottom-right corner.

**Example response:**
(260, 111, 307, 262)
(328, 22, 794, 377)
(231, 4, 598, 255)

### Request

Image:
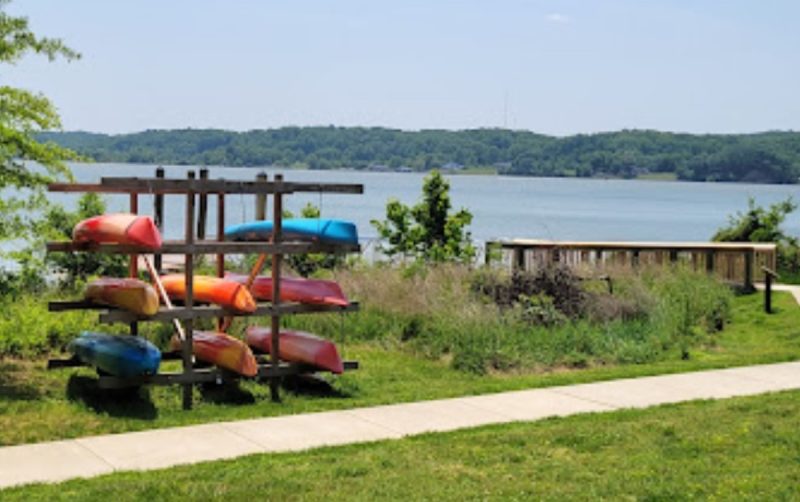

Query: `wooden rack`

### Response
(46, 169, 364, 409)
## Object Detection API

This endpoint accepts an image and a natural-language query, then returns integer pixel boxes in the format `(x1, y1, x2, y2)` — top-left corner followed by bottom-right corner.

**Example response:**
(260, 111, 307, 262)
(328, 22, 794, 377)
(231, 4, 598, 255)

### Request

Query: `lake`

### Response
(55, 163, 800, 247)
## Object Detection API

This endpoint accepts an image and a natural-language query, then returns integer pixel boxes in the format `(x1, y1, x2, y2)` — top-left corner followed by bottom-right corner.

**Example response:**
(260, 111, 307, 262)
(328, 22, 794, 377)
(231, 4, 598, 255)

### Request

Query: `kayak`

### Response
(224, 218, 358, 246)
(68, 332, 161, 378)
(160, 274, 257, 313)
(245, 327, 344, 374)
(85, 277, 160, 316)
(172, 331, 258, 377)
(73, 213, 162, 250)
(225, 273, 349, 307)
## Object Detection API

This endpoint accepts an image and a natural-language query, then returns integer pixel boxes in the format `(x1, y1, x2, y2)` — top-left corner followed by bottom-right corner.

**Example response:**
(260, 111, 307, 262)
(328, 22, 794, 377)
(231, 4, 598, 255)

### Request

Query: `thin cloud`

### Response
(545, 13, 570, 24)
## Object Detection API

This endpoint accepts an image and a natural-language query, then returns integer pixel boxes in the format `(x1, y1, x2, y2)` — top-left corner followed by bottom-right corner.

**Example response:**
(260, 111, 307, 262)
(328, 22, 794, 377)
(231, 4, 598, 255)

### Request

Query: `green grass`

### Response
(4, 389, 799, 499)
(1, 291, 799, 447)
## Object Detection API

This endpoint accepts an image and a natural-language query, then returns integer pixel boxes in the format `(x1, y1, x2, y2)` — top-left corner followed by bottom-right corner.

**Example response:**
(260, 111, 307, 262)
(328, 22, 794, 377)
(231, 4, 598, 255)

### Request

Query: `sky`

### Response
(3, 0, 800, 136)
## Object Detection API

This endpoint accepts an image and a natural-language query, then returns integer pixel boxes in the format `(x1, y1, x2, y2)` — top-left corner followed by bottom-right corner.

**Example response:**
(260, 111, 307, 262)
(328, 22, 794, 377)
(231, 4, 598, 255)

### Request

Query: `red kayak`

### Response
(226, 273, 349, 307)
(172, 331, 258, 377)
(245, 327, 344, 374)
(73, 213, 162, 250)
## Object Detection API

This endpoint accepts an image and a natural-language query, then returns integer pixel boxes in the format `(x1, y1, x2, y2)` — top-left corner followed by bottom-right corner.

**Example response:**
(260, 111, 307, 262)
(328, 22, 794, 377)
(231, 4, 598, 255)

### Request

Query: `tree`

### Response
(713, 197, 800, 275)
(372, 170, 475, 263)
(0, 1, 80, 243)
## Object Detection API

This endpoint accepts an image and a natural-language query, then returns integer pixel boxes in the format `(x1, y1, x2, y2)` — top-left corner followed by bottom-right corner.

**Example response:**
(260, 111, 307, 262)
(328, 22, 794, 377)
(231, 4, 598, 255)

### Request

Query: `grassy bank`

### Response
(0, 290, 798, 446)
(4, 388, 799, 499)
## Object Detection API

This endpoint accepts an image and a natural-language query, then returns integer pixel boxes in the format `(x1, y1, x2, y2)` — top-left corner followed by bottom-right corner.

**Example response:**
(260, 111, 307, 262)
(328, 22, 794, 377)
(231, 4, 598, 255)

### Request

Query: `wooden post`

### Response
(270, 174, 283, 402)
(197, 168, 209, 240)
(182, 171, 196, 410)
(255, 172, 268, 220)
(216, 191, 226, 331)
(669, 249, 679, 263)
(706, 250, 715, 275)
(512, 247, 524, 272)
(154, 167, 165, 273)
(765, 269, 773, 314)
(632, 249, 640, 268)
(744, 249, 754, 292)
(129, 192, 139, 336)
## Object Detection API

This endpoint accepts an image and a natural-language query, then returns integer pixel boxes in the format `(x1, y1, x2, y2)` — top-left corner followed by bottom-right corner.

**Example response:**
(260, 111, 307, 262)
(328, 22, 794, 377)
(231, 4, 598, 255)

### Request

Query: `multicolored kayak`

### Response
(225, 218, 358, 246)
(160, 274, 257, 313)
(85, 277, 160, 316)
(69, 332, 161, 378)
(225, 273, 349, 307)
(245, 327, 344, 374)
(172, 331, 258, 377)
(73, 213, 162, 250)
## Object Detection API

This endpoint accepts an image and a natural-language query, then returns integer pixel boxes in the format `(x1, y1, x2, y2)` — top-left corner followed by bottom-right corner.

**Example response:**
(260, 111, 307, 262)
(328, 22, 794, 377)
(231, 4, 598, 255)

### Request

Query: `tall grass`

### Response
(283, 264, 733, 374)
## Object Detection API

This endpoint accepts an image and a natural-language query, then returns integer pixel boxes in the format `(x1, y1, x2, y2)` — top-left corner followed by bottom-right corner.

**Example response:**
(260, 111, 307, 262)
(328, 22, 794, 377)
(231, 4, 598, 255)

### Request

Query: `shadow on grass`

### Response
(66, 375, 158, 420)
(280, 374, 351, 399)
(199, 381, 256, 405)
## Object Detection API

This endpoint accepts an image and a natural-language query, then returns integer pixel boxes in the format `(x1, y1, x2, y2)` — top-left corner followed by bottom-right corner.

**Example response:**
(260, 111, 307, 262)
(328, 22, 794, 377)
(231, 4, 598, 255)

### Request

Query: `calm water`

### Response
(54, 163, 800, 245)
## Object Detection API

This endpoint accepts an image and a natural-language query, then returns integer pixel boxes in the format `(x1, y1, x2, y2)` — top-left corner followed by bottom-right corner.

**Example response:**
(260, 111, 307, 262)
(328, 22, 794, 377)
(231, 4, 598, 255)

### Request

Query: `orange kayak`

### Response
(245, 327, 344, 374)
(173, 331, 258, 377)
(226, 273, 349, 307)
(161, 274, 256, 313)
(85, 277, 160, 316)
(73, 213, 162, 250)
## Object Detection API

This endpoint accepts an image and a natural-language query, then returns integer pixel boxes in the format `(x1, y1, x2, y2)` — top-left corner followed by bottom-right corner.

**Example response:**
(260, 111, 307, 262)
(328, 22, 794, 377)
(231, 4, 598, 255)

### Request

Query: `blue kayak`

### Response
(225, 218, 358, 246)
(68, 332, 161, 378)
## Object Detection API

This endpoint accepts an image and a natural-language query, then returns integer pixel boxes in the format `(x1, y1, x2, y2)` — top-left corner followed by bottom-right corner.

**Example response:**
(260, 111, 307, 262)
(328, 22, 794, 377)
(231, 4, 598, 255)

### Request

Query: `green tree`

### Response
(0, 1, 80, 243)
(713, 197, 800, 275)
(372, 170, 475, 262)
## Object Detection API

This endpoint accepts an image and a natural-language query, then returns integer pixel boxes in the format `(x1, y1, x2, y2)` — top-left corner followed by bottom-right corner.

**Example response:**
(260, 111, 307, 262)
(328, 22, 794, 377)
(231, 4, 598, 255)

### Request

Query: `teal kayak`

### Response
(225, 218, 358, 245)
(68, 332, 161, 378)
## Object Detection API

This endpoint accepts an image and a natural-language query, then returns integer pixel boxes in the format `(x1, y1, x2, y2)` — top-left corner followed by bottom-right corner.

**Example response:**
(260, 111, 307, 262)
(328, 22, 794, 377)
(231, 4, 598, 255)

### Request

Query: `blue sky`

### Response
(4, 0, 799, 135)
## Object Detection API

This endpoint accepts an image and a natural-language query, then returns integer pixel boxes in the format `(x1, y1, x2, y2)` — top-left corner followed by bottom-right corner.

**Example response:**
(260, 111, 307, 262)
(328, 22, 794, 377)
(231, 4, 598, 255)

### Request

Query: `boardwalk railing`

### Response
(486, 239, 777, 290)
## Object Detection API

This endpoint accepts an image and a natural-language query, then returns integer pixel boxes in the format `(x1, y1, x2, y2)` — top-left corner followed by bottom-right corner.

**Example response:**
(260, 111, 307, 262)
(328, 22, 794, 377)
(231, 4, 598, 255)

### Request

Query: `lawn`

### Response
(3, 388, 799, 499)
(1, 291, 799, 447)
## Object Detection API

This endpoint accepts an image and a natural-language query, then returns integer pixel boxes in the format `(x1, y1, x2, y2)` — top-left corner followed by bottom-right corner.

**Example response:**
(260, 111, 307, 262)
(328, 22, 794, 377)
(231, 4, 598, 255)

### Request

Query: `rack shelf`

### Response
(46, 240, 360, 255)
(49, 177, 364, 195)
(49, 300, 360, 322)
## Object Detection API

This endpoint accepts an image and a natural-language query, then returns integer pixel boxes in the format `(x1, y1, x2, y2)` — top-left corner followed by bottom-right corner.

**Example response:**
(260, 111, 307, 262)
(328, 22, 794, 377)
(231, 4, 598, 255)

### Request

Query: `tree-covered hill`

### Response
(39, 127, 800, 183)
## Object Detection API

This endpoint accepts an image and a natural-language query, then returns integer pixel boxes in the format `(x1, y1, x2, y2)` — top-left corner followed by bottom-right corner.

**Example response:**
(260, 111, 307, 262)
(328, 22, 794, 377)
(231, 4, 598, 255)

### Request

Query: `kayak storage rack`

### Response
(46, 169, 364, 409)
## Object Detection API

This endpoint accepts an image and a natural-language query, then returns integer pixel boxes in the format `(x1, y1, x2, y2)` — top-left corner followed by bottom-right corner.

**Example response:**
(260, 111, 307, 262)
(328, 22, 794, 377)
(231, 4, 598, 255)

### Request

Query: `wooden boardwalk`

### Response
(487, 239, 777, 290)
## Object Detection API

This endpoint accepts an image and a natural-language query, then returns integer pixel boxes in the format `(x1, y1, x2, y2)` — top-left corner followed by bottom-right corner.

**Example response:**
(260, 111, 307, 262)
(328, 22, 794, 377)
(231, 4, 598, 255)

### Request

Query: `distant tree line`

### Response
(39, 127, 800, 184)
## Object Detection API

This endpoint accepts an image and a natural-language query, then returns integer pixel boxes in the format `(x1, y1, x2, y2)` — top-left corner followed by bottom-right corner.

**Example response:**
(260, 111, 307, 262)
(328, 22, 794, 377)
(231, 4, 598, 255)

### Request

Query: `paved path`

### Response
(1, 361, 799, 489)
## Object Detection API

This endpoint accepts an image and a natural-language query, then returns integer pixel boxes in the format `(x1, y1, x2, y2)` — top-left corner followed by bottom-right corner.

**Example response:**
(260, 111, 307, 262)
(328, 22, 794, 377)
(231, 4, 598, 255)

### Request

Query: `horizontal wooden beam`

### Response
(49, 178, 364, 195)
(93, 360, 359, 389)
(46, 240, 360, 255)
(488, 239, 777, 253)
(95, 301, 360, 324)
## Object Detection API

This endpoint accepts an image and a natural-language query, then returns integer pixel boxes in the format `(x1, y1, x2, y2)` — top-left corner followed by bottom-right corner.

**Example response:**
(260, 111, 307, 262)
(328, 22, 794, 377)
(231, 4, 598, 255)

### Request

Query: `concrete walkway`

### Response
(756, 283, 800, 305)
(1, 361, 799, 489)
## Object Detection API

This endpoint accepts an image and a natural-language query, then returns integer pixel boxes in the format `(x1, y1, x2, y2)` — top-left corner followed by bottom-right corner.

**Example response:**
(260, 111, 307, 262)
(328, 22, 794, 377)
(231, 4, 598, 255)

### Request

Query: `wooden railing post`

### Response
(744, 250, 754, 292)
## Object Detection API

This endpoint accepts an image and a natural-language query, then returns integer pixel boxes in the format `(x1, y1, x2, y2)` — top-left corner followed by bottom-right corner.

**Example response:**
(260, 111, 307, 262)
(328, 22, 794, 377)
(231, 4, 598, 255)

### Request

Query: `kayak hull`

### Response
(69, 332, 161, 378)
(225, 218, 358, 246)
(174, 331, 258, 377)
(226, 273, 349, 307)
(85, 277, 160, 316)
(161, 274, 256, 313)
(245, 327, 344, 374)
(73, 213, 162, 250)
